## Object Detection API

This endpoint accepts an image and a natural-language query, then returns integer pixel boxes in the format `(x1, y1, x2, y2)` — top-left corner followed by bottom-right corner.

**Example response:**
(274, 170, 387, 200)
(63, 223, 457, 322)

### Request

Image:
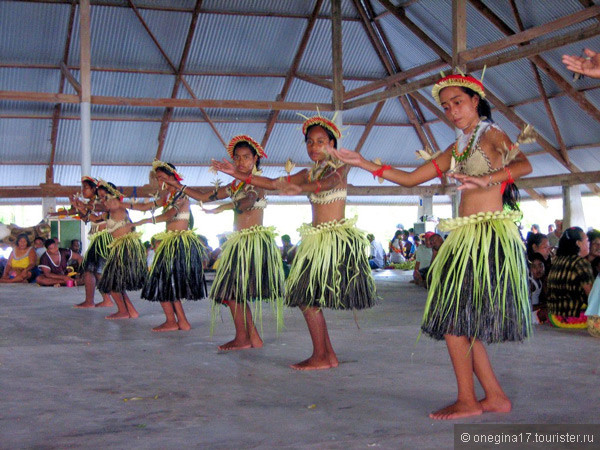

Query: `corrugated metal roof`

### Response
(1, 119, 53, 162)
(0, 165, 47, 187)
(186, 13, 306, 74)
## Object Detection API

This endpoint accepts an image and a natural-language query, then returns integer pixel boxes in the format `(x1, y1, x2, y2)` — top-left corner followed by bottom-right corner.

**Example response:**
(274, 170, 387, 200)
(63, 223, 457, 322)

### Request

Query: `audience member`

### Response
(208, 234, 228, 270)
(36, 239, 82, 287)
(0, 234, 36, 283)
(526, 232, 551, 274)
(528, 253, 548, 324)
(412, 232, 434, 286)
(547, 219, 562, 250)
(546, 227, 593, 329)
(402, 231, 413, 260)
(586, 229, 600, 277)
(388, 230, 405, 264)
(367, 234, 386, 270)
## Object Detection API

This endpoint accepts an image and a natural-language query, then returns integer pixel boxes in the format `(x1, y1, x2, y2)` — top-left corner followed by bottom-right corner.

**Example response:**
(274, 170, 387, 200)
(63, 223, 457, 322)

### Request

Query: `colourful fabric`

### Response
(10, 248, 33, 269)
(547, 255, 593, 318)
(422, 216, 531, 343)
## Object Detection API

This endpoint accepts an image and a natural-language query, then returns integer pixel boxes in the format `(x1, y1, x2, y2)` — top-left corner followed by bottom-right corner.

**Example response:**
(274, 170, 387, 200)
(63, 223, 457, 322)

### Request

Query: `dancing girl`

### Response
(212, 119, 377, 369)
(330, 74, 533, 418)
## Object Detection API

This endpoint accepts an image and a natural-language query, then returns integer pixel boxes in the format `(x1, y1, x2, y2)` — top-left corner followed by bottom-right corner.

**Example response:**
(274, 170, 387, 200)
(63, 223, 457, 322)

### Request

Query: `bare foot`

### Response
(480, 395, 511, 413)
(74, 301, 95, 308)
(178, 322, 191, 331)
(290, 356, 335, 371)
(152, 322, 179, 332)
(95, 300, 114, 307)
(429, 400, 483, 420)
(128, 309, 139, 319)
(249, 332, 263, 349)
(218, 339, 252, 351)
(106, 312, 130, 320)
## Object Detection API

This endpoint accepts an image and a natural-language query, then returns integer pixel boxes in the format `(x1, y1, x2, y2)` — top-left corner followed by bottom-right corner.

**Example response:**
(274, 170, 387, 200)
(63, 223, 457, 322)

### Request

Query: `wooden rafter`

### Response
(351, 0, 436, 151)
(47, 0, 77, 184)
(469, 0, 600, 125)
(331, 0, 344, 111)
(261, 0, 323, 149)
(452, 0, 467, 72)
(353, 101, 385, 154)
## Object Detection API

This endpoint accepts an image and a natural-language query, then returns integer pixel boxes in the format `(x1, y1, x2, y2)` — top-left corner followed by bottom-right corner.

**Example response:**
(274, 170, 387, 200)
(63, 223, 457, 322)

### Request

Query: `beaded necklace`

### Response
(229, 180, 246, 196)
(452, 122, 481, 162)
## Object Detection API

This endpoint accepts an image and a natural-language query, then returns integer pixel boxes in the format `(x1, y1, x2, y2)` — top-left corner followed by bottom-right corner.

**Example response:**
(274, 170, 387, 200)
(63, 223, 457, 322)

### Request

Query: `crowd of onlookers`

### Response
(0, 234, 83, 286)
(4, 220, 600, 337)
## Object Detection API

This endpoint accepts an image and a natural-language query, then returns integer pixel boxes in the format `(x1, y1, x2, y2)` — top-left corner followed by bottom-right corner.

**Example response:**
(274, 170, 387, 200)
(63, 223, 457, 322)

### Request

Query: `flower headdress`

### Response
(80, 176, 98, 187)
(96, 179, 123, 200)
(432, 74, 485, 105)
(226, 135, 267, 159)
(300, 114, 342, 140)
(151, 159, 183, 182)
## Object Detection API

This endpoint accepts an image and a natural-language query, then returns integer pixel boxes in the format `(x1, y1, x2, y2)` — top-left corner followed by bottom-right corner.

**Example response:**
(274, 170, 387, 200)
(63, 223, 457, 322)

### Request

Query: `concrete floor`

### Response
(1, 270, 599, 449)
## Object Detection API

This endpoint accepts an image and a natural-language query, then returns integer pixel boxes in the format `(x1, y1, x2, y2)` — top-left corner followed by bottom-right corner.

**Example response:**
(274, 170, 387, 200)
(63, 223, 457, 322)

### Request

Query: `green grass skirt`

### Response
(286, 218, 377, 310)
(98, 232, 147, 294)
(142, 230, 207, 302)
(209, 225, 285, 329)
(81, 230, 112, 273)
(421, 216, 531, 343)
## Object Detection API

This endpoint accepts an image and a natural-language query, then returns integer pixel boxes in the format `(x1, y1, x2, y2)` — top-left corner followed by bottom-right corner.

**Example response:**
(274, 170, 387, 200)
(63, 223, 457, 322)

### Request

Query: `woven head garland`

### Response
(96, 179, 123, 200)
(80, 176, 98, 187)
(431, 74, 485, 105)
(151, 159, 183, 182)
(301, 115, 342, 141)
(226, 135, 267, 160)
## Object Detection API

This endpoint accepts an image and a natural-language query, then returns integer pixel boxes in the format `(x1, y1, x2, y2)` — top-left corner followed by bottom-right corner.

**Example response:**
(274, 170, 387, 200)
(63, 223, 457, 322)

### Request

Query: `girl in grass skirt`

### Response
(131, 161, 206, 332)
(213, 119, 377, 370)
(172, 136, 284, 350)
(69, 176, 114, 308)
(96, 181, 146, 320)
(331, 74, 533, 419)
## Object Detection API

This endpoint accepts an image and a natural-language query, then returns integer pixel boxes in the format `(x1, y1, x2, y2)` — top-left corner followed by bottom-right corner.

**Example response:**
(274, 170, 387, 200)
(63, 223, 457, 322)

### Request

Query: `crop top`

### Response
(227, 183, 267, 211)
(308, 188, 347, 205)
(105, 215, 132, 234)
(452, 121, 500, 177)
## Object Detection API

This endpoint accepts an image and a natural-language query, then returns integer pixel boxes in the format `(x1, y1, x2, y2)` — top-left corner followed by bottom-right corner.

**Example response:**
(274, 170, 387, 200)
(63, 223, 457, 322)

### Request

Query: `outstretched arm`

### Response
(211, 158, 308, 191)
(329, 147, 452, 187)
(562, 48, 600, 79)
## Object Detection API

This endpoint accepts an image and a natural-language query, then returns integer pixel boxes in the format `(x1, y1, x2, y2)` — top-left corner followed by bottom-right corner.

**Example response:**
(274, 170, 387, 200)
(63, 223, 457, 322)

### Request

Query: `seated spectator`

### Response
(546, 227, 593, 329)
(388, 230, 405, 264)
(67, 238, 82, 272)
(402, 231, 413, 260)
(0, 234, 36, 283)
(529, 253, 548, 324)
(412, 232, 434, 286)
(367, 234, 386, 270)
(33, 236, 46, 261)
(585, 270, 600, 338)
(526, 232, 551, 274)
(36, 239, 83, 286)
(547, 219, 562, 252)
(586, 229, 600, 277)
(197, 235, 212, 269)
(281, 234, 297, 278)
(425, 233, 444, 287)
(209, 234, 228, 270)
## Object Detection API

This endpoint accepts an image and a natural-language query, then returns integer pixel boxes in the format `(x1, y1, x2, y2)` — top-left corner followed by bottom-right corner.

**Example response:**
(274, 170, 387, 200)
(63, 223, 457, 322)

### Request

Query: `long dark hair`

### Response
(155, 162, 178, 178)
(460, 86, 521, 211)
(557, 226, 584, 257)
(526, 233, 548, 260)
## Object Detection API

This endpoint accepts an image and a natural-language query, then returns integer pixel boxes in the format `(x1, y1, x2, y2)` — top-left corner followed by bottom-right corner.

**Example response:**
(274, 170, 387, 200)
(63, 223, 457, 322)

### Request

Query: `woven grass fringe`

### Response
(209, 225, 285, 333)
(81, 230, 113, 273)
(98, 232, 147, 294)
(286, 217, 377, 310)
(421, 218, 531, 343)
(142, 230, 206, 302)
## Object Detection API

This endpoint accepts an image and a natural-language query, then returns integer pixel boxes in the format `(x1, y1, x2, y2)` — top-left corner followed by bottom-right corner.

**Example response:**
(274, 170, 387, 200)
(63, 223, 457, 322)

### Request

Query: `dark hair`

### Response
(98, 181, 117, 192)
(587, 229, 600, 244)
(592, 256, 600, 278)
(233, 142, 261, 169)
(34, 236, 44, 243)
(460, 86, 492, 121)
(155, 162, 178, 178)
(526, 233, 548, 259)
(44, 238, 56, 249)
(82, 179, 97, 190)
(304, 124, 338, 149)
(16, 233, 30, 246)
(557, 226, 584, 257)
(281, 234, 291, 243)
(528, 252, 546, 265)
